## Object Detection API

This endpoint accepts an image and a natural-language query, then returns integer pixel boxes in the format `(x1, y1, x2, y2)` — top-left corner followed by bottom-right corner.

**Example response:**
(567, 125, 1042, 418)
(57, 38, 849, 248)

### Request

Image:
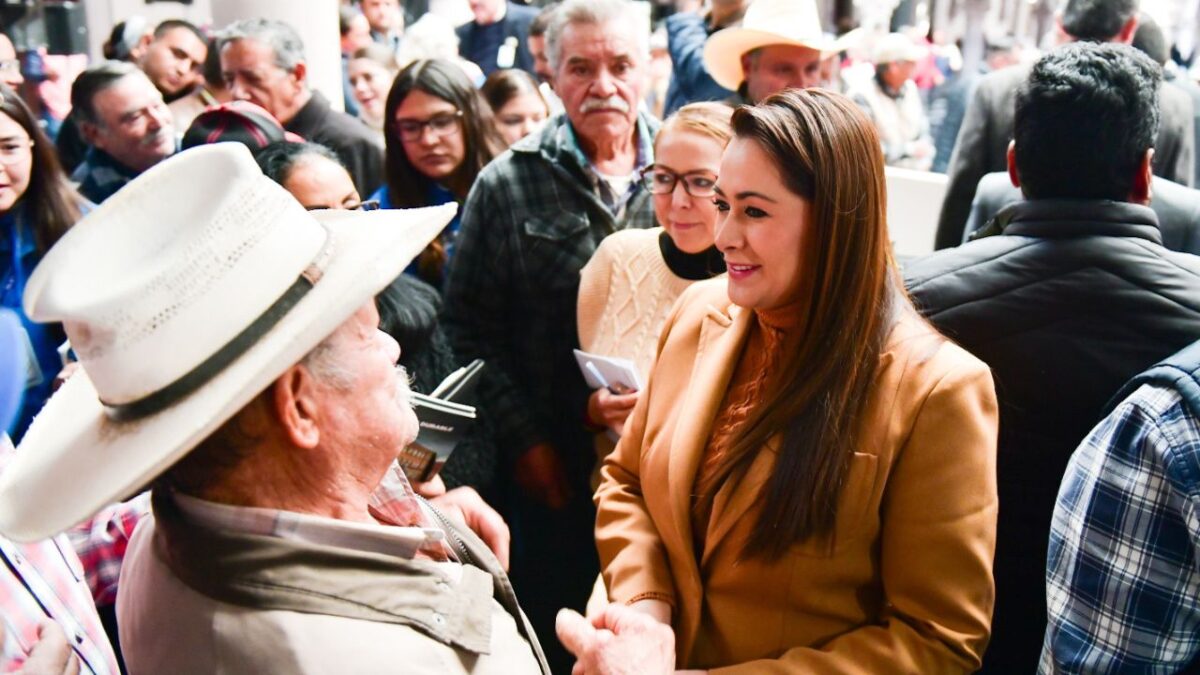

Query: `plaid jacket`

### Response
(70, 146, 166, 205)
(1042, 348, 1200, 673)
(0, 437, 130, 674)
(443, 113, 659, 468)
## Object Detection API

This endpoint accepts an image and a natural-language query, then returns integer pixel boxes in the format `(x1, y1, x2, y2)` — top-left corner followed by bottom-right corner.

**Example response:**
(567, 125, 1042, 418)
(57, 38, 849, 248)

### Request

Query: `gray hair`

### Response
(545, 0, 650, 72)
(301, 333, 357, 391)
(70, 60, 146, 126)
(217, 18, 308, 73)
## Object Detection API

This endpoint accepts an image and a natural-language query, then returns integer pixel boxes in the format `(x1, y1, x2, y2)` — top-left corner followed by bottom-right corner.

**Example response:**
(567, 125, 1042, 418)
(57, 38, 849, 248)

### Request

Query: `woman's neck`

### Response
(755, 299, 805, 334)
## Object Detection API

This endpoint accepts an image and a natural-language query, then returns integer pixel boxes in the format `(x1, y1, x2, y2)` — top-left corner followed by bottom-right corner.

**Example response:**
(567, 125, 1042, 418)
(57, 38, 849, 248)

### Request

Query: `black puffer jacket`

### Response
(904, 199, 1200, 675)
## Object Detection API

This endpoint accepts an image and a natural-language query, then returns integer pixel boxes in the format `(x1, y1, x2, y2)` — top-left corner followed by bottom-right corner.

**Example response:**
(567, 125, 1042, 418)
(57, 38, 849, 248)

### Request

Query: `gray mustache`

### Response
(580, 96, 630, 114)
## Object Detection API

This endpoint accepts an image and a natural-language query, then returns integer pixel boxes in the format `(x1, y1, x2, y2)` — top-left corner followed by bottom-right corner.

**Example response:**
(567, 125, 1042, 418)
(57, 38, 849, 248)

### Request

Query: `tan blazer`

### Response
(596, 279, 999, 674)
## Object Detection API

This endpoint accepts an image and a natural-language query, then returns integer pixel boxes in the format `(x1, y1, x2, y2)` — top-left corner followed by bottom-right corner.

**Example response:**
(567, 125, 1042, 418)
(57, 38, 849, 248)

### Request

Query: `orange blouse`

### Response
(690, 303, 801, 552)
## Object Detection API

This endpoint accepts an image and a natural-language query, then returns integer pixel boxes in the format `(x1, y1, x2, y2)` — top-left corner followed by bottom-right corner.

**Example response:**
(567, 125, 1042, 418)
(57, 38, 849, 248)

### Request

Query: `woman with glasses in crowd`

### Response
(481, 69, 550, 147)
(594, 90, 999, 672)
(576, 102, 729, 470)
(257, 140, 500, 498)
(0, 84, 87, 440)
(371, 59, 505, 290)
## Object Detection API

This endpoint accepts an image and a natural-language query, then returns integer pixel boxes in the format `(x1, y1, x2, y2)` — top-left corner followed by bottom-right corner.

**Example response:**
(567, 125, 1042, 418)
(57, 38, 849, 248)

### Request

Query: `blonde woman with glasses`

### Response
(577, 103, 732, 467)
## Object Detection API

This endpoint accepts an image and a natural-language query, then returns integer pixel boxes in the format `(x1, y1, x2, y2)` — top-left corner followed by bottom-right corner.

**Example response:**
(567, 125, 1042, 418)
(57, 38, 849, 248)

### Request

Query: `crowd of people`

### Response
(0, 0, 1199, 673)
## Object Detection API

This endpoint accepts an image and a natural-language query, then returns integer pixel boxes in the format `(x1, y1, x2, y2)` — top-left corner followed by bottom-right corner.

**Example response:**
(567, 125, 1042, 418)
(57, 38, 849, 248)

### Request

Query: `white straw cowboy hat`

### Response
(872, 32, 925, 65)
(0, 143, 455, 542)
(703, 0, 863, 91)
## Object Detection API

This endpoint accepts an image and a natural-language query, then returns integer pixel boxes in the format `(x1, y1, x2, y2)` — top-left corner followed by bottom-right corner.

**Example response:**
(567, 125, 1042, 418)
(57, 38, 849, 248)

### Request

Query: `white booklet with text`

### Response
(573, 349, 644, 394)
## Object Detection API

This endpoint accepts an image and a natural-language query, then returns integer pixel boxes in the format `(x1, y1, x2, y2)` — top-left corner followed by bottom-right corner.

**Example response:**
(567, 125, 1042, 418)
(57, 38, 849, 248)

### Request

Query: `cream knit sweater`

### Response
(577, 228, 699, 379)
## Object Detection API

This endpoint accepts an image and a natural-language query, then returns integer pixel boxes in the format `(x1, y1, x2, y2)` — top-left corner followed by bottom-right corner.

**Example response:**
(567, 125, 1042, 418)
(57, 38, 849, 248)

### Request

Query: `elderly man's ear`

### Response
(272, 365, 321, 449)
(289, 61, 308, 86)
(79, 121, 102, 148)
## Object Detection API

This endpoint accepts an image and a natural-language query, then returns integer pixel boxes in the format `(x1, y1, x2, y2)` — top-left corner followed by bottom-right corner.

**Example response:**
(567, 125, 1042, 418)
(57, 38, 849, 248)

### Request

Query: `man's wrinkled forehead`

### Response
(755, 43, 822, 67)
(157, 26, 207, 59)
(560, 21, 644, 65)
(98, 72, 161, 119)
(221, 37, 288, 80)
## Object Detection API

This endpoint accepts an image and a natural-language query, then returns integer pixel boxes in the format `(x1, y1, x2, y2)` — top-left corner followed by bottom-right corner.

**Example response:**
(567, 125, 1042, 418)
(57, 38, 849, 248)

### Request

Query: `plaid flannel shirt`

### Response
(1042, 383, 1200, 674)
(442, 113, 658, 464)
(0, 437, 124, 673)
(67, 494, 150, 606)
(70, 147, 143, 205)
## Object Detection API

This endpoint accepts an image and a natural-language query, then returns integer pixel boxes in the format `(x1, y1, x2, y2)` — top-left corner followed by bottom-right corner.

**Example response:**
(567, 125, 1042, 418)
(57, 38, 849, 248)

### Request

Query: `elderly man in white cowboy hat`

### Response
(702, 0, 858, 106)
(848, 32, 935, 170)
(0, 143, 550, 674)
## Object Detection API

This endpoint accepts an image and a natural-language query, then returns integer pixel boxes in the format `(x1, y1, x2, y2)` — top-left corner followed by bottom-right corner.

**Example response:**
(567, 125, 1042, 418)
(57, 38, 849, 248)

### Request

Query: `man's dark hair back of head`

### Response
(1014, 42, 1159, 202)
(529, 3, 560, 38)
(1061, 0, 1137, 41)
(339, 6, 361, 37)
(1131, 13, 1169, 65)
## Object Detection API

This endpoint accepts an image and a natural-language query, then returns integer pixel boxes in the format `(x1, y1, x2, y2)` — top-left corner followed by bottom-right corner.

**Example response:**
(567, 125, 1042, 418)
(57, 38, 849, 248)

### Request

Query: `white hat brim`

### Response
(0, 204, 456, 542)
(703, 27, 864, 92)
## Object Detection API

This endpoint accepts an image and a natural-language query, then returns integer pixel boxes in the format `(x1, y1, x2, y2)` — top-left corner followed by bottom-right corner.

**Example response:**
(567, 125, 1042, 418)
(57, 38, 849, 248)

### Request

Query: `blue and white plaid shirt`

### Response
(1041, 383, 1200, 674)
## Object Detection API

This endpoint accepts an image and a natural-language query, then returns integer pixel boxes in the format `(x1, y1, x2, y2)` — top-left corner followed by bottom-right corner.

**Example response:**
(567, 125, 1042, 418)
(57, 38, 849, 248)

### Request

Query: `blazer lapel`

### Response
(665, 301, 752, 572)
(701, 437, 777, 568)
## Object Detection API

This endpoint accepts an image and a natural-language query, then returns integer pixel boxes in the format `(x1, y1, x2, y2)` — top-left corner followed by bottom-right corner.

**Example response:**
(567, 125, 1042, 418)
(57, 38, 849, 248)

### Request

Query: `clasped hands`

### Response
(556, 599, 707, 675)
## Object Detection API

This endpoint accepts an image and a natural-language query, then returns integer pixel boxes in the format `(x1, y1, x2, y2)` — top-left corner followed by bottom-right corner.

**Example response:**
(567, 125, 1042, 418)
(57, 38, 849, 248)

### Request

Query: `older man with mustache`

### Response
(442, 0, 657, 670)
(70, 60, 178, 204)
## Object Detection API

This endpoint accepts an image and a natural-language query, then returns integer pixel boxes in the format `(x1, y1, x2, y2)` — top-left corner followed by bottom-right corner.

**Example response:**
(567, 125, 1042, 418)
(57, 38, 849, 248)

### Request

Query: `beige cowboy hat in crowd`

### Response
(0, 143, 455, 542)
(872, 32, 925, 65)
(703, 0, 863, 91)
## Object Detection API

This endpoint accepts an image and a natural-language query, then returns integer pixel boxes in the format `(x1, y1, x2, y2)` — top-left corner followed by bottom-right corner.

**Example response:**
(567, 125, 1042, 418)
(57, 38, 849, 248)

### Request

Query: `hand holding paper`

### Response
(574, 350, 643, 393)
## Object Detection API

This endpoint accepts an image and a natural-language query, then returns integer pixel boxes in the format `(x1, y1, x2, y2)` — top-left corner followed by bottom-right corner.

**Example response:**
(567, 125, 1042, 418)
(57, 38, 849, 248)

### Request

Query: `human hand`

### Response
(414, 474, 447, 498)
(514, 443, 572, 510)
(16, 620, 79, 675)
(587, 389, 639, 437)
(429, 487, 510, 570)
(556, 605, 676, 675)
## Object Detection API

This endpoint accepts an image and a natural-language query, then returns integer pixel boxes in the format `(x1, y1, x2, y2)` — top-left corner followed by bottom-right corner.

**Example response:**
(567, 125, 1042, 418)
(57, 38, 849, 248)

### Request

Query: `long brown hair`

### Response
(383, 59, 504, 282)
(714, 89, 902, 560)
(0, 85, 84, 254)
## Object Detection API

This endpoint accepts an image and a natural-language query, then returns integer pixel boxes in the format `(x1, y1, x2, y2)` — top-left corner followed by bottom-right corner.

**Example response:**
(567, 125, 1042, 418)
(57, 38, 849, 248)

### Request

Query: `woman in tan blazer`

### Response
(594, 89, 1000, 673)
